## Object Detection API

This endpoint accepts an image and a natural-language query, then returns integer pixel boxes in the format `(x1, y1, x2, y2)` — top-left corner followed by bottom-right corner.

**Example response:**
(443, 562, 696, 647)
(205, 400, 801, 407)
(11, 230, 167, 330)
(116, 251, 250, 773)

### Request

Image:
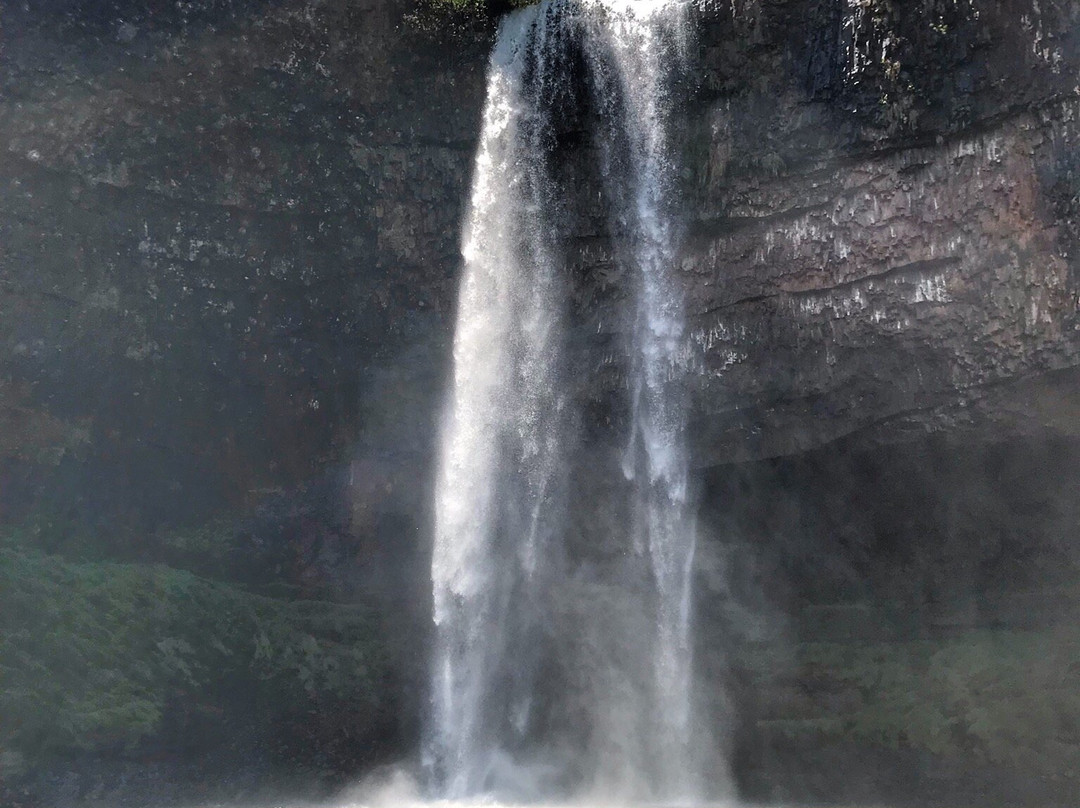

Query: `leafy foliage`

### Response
(0, 548, 389, 779)
(766, 628, 1080, 779)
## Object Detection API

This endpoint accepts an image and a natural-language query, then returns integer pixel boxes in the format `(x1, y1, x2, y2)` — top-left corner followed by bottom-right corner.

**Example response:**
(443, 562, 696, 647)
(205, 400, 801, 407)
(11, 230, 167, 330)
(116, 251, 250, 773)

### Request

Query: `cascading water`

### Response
(428, 5, 571, 797)
(429, 1, 718, 802)
(585, 4, 702, 800)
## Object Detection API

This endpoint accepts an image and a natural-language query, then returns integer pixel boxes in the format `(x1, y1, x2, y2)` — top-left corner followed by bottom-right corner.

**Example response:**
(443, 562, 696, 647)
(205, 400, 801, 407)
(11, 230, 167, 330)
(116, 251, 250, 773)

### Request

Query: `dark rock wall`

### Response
(0, 0, 482, 535)
(695, 430, 1080, 805)
(569, 0, 1080, 464)
(0, 1, 484, 803)
(670, 3, 1080, 802)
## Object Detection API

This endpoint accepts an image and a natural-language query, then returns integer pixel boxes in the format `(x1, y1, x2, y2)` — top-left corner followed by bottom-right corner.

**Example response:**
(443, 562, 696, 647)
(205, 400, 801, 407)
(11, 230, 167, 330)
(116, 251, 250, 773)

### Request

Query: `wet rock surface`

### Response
(571, 0, 1080, 465)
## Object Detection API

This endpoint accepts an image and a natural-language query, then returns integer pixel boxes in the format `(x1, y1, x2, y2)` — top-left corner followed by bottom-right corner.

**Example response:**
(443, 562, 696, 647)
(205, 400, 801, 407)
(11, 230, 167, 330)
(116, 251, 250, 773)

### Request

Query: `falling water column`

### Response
(427, 3, 570, 799)
(583, 1, 716, 800)
(429, 0, 725, 801)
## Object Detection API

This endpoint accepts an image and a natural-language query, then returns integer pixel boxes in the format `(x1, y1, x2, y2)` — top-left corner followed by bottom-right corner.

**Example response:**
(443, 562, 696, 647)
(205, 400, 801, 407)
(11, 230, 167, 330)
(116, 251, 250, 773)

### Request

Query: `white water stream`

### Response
(428, 1, 718, 802)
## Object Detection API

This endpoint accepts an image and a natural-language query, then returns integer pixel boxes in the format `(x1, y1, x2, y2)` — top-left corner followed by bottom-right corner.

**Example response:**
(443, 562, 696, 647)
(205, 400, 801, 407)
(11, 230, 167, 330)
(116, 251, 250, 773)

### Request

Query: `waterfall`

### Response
(429, 1, 715, 801)
(428, 5, 571, 797)
(585, 3, 702, 800)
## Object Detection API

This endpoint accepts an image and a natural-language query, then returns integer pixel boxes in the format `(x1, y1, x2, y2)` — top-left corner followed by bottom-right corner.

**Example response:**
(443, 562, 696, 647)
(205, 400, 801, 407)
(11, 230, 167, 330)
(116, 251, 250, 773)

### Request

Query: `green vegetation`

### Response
(762, 629, 1080, 780)
(0, 546, 390, 780)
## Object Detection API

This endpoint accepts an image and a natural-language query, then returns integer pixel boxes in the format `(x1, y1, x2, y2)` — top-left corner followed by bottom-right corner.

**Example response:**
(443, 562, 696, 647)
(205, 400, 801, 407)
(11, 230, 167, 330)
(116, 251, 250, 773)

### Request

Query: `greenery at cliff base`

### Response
(0, 540, 390, 783)
(761, 628, 1080, 782)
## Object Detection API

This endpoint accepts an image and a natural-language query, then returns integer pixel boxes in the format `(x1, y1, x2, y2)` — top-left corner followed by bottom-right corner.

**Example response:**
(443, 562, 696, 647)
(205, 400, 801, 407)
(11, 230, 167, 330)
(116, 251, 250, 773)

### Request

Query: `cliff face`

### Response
(3, 0, 1080, 804)
(554, 4, 1080, 802)
(4, 0, 1078, 567)
(0, 0, 480, 532)
(549, 0, 1080, 465)
(668, 5, 1080, 801)
(682, 1, 1080, 464)
(0, 1, 479, 801)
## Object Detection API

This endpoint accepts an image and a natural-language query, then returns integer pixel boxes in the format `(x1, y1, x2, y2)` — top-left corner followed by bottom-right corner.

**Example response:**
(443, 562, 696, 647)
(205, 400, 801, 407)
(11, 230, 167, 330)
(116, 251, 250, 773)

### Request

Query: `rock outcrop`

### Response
(557, 0, 1080, 465)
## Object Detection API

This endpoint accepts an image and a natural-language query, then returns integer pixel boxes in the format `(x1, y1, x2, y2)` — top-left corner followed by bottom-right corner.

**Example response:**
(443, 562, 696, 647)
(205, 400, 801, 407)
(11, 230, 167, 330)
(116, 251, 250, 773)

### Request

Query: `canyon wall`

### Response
(2, 0, 1080, 805)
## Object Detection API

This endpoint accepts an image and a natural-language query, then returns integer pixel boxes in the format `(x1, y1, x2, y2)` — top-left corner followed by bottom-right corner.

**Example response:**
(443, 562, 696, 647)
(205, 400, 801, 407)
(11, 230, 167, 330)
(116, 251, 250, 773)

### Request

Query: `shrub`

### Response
(0, 548, 390, 778)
